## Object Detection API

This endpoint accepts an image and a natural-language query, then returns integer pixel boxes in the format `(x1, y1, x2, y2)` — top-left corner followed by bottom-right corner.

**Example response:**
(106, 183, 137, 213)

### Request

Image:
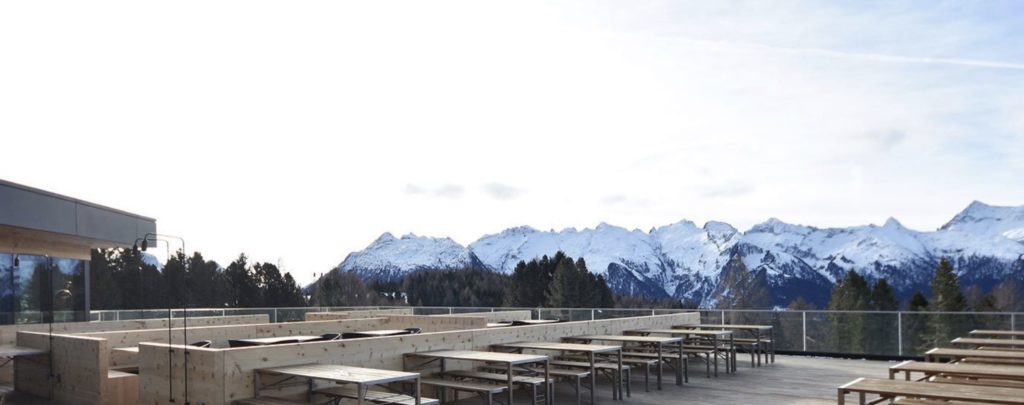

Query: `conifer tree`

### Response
(827, 270, 870, 353)
(926, 258, 967, 349)
(866, 279, 898, 354)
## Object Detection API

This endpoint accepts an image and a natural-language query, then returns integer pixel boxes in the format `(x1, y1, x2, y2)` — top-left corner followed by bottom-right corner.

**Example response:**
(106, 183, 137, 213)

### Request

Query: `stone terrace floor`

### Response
(0, 355, 894, 404)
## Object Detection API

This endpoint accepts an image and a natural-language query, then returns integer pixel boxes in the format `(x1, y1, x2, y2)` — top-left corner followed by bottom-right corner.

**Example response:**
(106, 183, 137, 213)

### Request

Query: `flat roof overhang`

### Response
(0, 179, 156, 259)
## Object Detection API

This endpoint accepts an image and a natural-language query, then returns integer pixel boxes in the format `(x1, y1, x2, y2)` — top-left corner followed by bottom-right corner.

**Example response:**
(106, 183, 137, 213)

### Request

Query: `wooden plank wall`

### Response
(79, 318, 389, 367)
(304, 308, 414, 321)
(139, 312, 698, 405)
(0, 314, 269, 345)
(15, 332, 109, 405)
(0, 314, 268, 385)
(382, 315, 487, 332)
(439, 310, 533, 322)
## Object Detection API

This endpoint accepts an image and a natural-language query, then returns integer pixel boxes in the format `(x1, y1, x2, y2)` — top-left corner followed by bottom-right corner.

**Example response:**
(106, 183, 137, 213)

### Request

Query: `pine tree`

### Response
(865, 279, 898, 355)
(926, 258, 967, 349)
(904, 291, 929, 355)
(827, 270, 870, 353)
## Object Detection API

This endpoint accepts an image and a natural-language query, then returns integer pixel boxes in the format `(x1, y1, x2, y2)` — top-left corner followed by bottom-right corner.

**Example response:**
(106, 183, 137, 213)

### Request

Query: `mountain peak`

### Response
(882, 217, 905, 229)
(373, 232, 397, 244)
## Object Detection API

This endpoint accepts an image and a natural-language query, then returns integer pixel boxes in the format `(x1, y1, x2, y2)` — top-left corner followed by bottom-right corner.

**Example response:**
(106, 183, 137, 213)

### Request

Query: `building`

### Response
(0, 179, 155, 324)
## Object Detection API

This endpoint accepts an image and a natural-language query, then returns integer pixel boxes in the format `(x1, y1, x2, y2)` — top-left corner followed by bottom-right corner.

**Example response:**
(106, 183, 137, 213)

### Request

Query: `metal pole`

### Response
(897, 312, 903, 357)
(591, 309, 595, 321)
(1012, 313, 1016, 332)
(802, 311, 807, 352)
(721, 310, 725, 325)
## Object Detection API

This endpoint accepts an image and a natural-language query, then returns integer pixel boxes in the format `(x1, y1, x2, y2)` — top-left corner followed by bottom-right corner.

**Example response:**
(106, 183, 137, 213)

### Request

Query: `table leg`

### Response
(415, 376, 422, 405)
(358, 383, 365, 405)
(837, 388, 845, 405)
(678, 338, 687, 384)
(507, 362, 514, 405)
(730, 334, 736, 372)
(712, 336, 719, 377)
(440, 359, 447, 404)
(755, 330, 762, 367)
(616, 348, 623, 400)
(544, 359, 552, 405)
(656, 343, 663, 390)
(769, 327, 775, 363)
(589, 352, 596, 405)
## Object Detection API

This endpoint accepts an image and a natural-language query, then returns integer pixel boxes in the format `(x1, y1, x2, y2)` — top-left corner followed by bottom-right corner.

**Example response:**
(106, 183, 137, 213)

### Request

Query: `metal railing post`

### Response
(802, 311, 807, 352)
(273, 308, 278, 323)
(897, 312, 903, 356)
(1013, 313, 1017, 332)
(721, 310, 725, 324)
(448, 307, 453, 315)
(591, 309, 595, 321)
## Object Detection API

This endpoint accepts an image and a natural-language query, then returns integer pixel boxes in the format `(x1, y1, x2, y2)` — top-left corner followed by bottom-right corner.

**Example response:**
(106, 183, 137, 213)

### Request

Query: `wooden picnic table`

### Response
(404, 350, 550, 405)
(838, 377, 1024, 404)
(229, 335, 322, 347)
(677, 324, 774, 365)
(953, 337, 1024, 349)
(925, 348, 1024, 363)
(629, 328, 734, 375)
(562, 334, 685, 389)
(256, 363, 423, 405)
(970, 330, 1024, 338)
(889, 360, 1024, 384)
(493, 341, 623, 403)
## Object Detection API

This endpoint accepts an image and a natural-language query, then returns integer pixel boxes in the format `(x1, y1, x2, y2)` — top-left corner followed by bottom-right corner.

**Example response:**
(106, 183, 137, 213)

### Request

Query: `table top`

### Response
(408, 350, 548, 365)
(0, 345, 47, 357)
(487, 322, 513, 328)
(681, 324, 772, 331)
(495, 341, 621, 354)
(634, 329, 732, 337)
(258, 363, 420, 385)
(891, 360, 1024, 380)
(840, 377, 1024, 403)
(971, 330, 1024, 337)
(113, 347, 139, 354)
(565, 335, 682, 344)
(953, 337, 1024, 347)
(231, 336, 322, 346)
(926, 348, 1024, 359)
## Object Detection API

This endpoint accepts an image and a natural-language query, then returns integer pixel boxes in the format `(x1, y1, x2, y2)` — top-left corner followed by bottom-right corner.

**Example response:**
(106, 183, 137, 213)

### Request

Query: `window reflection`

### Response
(0, 253, 88, 324)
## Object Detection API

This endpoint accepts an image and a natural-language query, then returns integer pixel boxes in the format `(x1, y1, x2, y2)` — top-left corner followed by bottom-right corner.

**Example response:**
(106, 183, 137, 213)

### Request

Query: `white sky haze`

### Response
(2, 1, 1022, 284)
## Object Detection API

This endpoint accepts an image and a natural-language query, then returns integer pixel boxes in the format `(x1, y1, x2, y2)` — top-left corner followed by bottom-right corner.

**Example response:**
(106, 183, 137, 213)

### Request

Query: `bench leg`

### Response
(575, 377, 581, 405)
(644, 364, 650, 392)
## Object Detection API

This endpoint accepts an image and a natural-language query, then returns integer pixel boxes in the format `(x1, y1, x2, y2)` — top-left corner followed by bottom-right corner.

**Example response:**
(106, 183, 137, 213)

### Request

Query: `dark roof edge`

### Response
(0, 178, 156, 222)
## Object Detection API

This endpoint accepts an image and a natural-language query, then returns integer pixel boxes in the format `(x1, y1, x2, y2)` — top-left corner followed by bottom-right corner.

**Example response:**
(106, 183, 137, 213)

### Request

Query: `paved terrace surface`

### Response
(0, 355, 892, 404)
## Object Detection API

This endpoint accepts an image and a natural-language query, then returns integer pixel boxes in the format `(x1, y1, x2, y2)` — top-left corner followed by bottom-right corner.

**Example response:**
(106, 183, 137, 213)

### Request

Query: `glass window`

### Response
(14, 254, 48, 324)
(0, 253, 11, 324)
(51, 257, 86, 322)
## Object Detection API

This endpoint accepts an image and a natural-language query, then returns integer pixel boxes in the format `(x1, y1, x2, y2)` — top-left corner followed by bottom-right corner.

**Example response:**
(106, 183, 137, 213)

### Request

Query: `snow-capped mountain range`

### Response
(330, 201, 1024, 307)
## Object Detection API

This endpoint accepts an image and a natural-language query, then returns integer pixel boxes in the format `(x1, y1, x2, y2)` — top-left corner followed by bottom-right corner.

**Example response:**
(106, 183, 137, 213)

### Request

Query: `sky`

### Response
(1, 1, 1022, 285)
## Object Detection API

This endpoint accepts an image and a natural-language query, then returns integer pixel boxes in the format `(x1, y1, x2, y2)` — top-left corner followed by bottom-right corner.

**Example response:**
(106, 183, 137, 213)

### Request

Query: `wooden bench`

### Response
(560, 354, 659, 392)
(621, 351, 689, 384)
(314, 386, 440, 405)
(445, 370, 551, 405)
(730, 337, 768, 366)
(549, 360, 631, 398)
(420, 377, 508, 405)
(478, 365, 590, 405)
(235, 397, 311, 405)
(838, 377, 1024, 404)
(626, 349, 710, 378)
(893, 399, 980, 405)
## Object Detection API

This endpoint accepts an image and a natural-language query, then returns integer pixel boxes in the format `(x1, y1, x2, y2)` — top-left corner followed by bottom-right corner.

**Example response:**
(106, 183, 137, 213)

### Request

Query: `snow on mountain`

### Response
(328, 201, 1024, 307)
(940, 201, 1024, 243)
(336, 232, 482, 282)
